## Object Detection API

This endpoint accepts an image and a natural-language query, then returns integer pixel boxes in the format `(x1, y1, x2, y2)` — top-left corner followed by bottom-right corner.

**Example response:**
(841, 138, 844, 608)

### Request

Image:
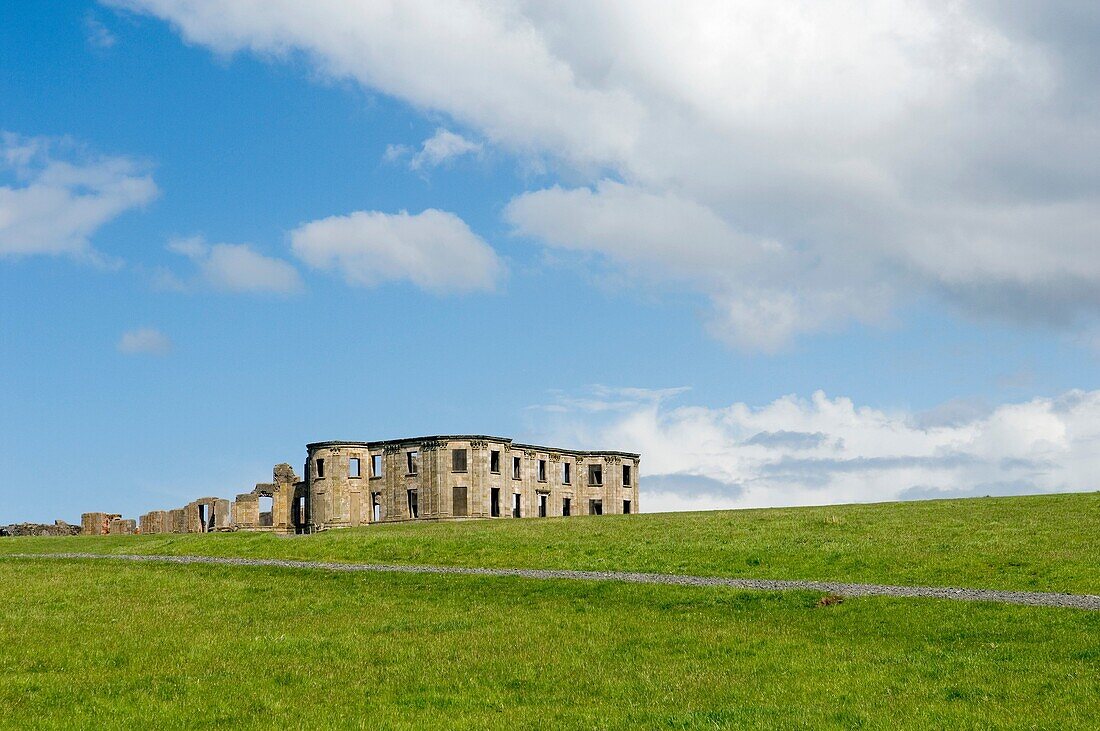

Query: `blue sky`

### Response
(3, 2, 1100, 521)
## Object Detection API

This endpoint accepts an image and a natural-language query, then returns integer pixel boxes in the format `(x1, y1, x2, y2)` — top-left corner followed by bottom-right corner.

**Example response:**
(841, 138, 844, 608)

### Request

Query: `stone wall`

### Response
(169, 508, 186, 534)
(108, 518, 137, 535)
(81, 512, 120, 536)
(139, 510, 170, 534)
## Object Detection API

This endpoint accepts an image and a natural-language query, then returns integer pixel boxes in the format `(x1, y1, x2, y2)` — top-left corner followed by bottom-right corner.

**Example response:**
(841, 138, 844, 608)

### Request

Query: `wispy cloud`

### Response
(384, 128, 482, 171)
(167, 236, 303, 294)
(84, 13, 117, 50)
(0, 132, 156, 264)
(118, 327, 171, 356)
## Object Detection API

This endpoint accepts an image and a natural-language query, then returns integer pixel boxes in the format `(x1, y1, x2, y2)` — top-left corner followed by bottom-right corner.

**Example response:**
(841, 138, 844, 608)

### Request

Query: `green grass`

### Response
(2, 558, 1098, 729)
(5, 492, 1099, 593)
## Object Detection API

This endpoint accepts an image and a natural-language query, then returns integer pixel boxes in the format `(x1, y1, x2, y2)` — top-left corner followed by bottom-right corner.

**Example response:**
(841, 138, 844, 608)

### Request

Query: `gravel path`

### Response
(10, 552, 1100, 610)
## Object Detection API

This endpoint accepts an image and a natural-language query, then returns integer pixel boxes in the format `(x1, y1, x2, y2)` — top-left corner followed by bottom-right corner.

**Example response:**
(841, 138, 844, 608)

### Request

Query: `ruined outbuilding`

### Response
(84, 436, 640, 535)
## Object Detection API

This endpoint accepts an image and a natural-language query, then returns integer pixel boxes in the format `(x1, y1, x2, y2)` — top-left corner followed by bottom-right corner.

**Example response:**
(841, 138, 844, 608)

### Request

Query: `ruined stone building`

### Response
(82, 436, 639, 535)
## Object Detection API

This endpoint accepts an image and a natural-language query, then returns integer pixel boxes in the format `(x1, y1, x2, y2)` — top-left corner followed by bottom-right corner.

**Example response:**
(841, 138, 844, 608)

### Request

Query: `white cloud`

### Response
(410, 128, 482, 170)
(0, 132, 157, 261)
(118, 327, 171, 355)
(290, 209, 503, 293)
(384, 129, 482, 171)
(531, 386, 1100, 512)
(504, 181, 882, 351)
(382, 143, 411, 164)
(168, 236, 303, 294)
(108, 1, 1100, 348)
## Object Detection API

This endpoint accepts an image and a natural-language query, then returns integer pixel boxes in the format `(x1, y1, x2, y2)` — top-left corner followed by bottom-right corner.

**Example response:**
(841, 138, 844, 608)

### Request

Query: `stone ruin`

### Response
(76, 463, 306, 537)
(0, 520, 81, 537)
(71, 435, 640, 536)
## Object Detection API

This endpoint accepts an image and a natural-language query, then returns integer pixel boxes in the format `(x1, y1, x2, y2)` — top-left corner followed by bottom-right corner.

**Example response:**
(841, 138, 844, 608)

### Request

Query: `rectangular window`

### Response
(563, 462, 571, 484)
(538, 459, 547, 482)
(371, 454, 382, 478)
(588, 464, 603, 486)
(316, 458, 325, 479)
(407, 489, 418, 518)
(622, 464, 632, 486)
(349, 457, 361, 478)
(453, 486, 468, 517)
(452, 448, 467, 472)
(512, 493, 521, 518)
(623, 499, 632, 514)
(512, 456, 521, 480)
(490, 487, 500, 517)
(538, 494, 547, 518)
(590, 499, 603, 516)
(562, 497, 571, 516)
(406, 451, 418, 475)
(490, 450, 501, 473)
(372, 493, 381, 522)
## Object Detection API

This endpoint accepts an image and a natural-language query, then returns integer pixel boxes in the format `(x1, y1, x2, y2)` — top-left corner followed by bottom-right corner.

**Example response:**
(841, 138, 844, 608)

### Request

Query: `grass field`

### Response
(3, 493, 1099, 728)
(2, 559, 1098, 729)
(4, 492, 1099, 593)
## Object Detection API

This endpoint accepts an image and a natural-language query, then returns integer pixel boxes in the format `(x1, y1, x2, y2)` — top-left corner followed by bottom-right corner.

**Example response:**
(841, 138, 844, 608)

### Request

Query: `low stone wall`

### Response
(108, 518, 137, 535)
(0, 521, 80, 537)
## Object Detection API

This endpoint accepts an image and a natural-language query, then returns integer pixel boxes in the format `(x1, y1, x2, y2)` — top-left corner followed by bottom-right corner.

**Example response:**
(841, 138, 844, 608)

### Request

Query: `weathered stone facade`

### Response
(82, 435, 639, 535)
(81, 512, 121, 536)
(306, 436, 640, 529)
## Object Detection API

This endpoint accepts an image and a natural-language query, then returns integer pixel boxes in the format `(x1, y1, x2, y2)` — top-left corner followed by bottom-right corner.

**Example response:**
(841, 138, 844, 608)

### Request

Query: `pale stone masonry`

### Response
(84, 436, 639, 535)
(307, 436, 640, 530)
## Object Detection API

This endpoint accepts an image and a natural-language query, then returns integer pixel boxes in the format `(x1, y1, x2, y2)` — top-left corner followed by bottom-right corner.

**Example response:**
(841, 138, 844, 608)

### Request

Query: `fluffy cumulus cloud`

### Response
(386, 128, 483, 170)
(107, 1, 1100, 348)
(531, 386, 1100, 512)
(290, 209, 503, 293)
(118, 327, 172, 355)
(167, 236, 302, 293)
(0, 132, 157, 262)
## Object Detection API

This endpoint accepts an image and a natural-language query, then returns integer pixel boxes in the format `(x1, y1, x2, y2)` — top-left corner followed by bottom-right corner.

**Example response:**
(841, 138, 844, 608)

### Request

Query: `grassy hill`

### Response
(5, 491, 1099, 593)
(2, 493, 1099, 728)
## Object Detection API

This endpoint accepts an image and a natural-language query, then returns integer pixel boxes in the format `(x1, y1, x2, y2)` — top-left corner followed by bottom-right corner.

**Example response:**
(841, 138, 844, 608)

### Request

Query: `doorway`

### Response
(196, 504, 212, 532)
(293, 495, 308, 534)
(258, 495, 273, 527)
